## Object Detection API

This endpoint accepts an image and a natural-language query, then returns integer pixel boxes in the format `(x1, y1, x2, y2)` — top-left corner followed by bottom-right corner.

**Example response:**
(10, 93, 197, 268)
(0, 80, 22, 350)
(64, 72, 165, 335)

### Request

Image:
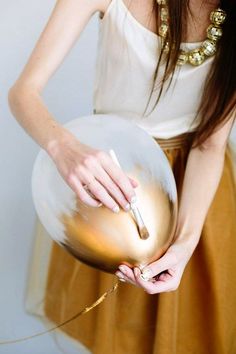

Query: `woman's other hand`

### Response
(47, 136, 138, 212)
(115, 240, 196, 293)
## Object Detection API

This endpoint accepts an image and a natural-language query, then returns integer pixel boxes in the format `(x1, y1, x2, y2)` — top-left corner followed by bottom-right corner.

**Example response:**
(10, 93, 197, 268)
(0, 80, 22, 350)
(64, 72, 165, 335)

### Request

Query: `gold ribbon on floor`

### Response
(0, 281, 119, 345)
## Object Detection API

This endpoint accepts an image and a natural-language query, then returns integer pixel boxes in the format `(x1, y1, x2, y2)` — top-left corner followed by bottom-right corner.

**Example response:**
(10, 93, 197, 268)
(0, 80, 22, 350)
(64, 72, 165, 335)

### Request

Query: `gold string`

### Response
(0, 281, 119, 345)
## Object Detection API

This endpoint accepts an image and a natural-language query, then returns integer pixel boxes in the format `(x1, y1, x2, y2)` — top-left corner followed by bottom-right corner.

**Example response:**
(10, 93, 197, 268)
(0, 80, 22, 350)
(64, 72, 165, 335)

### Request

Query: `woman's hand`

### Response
(47, 135, 138, 212)
(115, 239, 197, 294)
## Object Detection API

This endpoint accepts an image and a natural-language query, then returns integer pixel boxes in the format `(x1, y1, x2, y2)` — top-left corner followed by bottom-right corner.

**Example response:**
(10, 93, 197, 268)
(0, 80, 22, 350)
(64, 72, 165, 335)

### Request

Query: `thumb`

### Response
(140, 252, 175, 280)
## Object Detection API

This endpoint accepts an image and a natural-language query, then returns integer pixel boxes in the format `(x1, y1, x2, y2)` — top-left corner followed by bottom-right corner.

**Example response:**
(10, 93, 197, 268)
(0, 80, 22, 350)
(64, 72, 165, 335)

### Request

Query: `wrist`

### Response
(173, 217, 203, 249)
(172, 231, 201, 257)
(46, 128, 77, 160)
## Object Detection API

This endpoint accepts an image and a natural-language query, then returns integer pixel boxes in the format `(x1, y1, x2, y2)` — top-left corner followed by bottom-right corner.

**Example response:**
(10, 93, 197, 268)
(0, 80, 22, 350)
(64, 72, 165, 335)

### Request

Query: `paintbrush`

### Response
(109, 149, 149, 240)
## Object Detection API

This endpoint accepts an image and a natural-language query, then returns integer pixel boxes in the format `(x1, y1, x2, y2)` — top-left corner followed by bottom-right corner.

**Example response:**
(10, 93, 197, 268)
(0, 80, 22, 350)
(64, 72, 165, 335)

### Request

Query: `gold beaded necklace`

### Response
(157, 0, 227, 66)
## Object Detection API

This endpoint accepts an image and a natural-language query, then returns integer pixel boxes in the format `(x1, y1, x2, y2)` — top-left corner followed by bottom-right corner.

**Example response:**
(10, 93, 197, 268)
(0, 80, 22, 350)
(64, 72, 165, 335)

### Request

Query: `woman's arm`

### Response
(172, 114, 235, 251)
(116, 114, 235, 292)
(8, 0, 106, 149)
(8, 0, 137, 212)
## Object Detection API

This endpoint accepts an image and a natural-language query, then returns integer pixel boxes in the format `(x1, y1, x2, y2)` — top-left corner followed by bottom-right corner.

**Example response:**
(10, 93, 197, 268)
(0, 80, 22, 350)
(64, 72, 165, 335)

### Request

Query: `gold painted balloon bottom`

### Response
(60, 179, 177, 273)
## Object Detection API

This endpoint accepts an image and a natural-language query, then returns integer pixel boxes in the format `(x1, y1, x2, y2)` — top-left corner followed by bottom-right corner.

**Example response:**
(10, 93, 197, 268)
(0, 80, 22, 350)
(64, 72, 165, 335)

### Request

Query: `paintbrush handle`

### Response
(109, 149, 141, 220)
(130, 203, 145, 227)
(109, 149, 122, 168)
(109, 149, 149, 240)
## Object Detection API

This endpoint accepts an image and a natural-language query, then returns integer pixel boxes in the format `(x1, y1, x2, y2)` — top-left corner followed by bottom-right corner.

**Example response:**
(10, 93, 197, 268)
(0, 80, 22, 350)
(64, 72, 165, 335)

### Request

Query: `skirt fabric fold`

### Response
(26, 135, 236, 354)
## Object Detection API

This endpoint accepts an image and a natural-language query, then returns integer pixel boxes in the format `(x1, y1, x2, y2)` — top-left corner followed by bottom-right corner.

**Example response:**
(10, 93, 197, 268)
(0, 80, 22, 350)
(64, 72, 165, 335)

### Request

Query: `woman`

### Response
(8, 0, 236, 353)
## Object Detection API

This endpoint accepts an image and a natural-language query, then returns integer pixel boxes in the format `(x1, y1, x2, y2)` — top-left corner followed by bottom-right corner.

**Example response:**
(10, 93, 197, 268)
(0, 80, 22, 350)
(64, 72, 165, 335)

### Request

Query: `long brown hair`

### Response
(142, 0, 236, 147)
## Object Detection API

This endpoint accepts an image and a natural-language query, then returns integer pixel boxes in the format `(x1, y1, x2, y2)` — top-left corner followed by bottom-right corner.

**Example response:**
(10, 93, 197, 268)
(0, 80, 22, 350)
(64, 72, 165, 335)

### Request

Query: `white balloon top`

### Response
(92, 0, 214, 139)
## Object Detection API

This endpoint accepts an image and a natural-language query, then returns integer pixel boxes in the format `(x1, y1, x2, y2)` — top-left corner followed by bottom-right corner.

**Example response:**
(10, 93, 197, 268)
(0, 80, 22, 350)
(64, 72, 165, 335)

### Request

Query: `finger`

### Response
(115, 271, 126, 282)
(68, 175, 101, 207)
(83, 185, 103, 206)
(115, 271, 137, 286)
(140, 252, 177, 280)
(85, 178, 121, 212)
(89, 163, 131, 211)
(73, 166, 121, 212)
(128, 177, 139, 188)
(82, 151, 138, 192)
(118, 265, 137, 283)
(134, 267, 176, 294)
(100, 155, 136, 204)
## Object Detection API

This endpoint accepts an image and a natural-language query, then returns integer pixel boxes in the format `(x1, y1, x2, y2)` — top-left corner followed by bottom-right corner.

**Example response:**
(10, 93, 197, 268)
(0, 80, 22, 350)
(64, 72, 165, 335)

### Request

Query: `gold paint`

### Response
(60, 178, 177, 273)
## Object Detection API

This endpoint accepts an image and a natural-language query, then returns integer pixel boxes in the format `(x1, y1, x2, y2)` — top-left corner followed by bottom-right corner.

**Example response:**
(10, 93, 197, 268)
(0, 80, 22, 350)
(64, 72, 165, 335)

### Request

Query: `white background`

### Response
(0, 0, 98, 353)
(0, 1, 235, 354)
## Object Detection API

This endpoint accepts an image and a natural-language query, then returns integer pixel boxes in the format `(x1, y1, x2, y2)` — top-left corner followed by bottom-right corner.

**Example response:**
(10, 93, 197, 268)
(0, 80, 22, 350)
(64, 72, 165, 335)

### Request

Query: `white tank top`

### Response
(92, 0, 214, 139)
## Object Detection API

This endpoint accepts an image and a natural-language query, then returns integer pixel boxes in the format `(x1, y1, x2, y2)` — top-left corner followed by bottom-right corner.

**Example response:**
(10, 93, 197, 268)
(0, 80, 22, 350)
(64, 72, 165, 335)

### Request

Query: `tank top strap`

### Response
(99, 0, 120, 22)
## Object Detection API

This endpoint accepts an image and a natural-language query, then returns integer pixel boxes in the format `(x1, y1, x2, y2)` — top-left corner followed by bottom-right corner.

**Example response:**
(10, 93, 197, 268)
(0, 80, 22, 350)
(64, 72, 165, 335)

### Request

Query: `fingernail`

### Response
(118, 265, 126, 274)
(112, 205, 120, 213)
(115, 271, 126, 282)
(124, 203, 130, 211)
(134, 268, 139, 277)
(115, 271, 123, 278)
(130, 195, 137, 204)
(119, 278, 126, 282)
(142, 267, 151, 276)
(141, 268, 152, 281)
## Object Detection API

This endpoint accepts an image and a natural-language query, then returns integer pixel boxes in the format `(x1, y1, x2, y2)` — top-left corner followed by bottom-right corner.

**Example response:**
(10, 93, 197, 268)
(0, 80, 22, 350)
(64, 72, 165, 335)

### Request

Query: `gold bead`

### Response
(163, 41, 170, 53)
(160, 7, 169, 21)
(188, 49, 205, 66)
(202, 39, 217, 56)
(207, 24, 223, 41)
(157, 3, 225, 67)
(210, 8, 226, 26)
(160, 37, 169, 53)
(177, 50, 189, 66)
(157, 0, 167, 5)
(159, 22, 168, 37)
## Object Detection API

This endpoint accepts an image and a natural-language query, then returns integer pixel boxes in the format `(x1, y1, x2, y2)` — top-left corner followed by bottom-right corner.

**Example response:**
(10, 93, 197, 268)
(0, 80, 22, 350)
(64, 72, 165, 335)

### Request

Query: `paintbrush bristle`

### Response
(138, 225, 150, 240)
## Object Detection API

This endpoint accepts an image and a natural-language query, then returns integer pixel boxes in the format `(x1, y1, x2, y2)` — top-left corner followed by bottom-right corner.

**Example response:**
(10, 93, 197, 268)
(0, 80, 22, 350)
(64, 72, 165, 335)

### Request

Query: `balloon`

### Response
(32, 114, 178, 273)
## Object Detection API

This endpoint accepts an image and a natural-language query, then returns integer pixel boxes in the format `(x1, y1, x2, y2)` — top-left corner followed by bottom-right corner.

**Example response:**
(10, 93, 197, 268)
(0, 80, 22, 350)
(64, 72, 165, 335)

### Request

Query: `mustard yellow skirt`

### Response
(26, 134, 236, 354)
